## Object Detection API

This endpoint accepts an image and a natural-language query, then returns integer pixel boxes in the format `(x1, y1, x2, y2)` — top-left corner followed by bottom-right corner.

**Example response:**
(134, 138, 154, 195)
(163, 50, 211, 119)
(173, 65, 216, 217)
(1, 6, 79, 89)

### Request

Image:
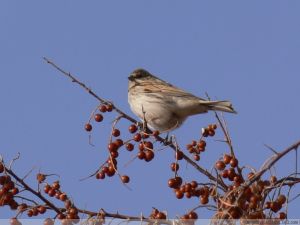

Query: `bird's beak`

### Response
(128, 75, 134, 81)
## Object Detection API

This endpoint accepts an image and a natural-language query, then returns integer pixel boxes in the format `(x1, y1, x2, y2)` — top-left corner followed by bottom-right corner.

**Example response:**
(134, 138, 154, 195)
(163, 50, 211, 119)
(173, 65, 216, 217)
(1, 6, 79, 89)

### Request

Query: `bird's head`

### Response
(128, 68, 152, 81)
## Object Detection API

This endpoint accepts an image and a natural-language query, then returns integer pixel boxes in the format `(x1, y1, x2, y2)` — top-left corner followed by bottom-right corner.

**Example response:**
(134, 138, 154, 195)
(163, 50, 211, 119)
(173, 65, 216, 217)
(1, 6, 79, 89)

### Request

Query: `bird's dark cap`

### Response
(128, 68, 151, 80)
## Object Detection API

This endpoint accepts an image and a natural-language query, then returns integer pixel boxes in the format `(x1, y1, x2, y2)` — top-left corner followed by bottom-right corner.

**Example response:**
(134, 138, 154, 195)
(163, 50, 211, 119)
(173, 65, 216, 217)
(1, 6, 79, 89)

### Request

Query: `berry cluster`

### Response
(0, 170, 19, 210)
(84, 104, 113, 132)
(185, 124, 217, 161)
(202, 124, 217, 137)
(149, 208, 167, 220)
(43, 181, 80, 223)
(168, 177, 210, 204)
(44, 181, 68, 201)
(213, 154, 288, 219)
(92, 121, 160, 184)
(180, 211, 198, 221)
(186, 140, 206, 161)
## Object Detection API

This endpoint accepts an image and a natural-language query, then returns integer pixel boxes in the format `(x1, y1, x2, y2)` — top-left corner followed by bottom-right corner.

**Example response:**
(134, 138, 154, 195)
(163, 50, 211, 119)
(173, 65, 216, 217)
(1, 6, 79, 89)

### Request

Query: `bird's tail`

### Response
(203, 100, 237, 114)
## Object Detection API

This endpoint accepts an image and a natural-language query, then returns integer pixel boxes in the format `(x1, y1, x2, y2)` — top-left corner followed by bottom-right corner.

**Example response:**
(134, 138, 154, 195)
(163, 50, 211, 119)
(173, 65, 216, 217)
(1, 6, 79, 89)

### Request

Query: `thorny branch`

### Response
(1, 162, 174, 224)
(247, 140, 300, 187)
(43, 57, 226, 189)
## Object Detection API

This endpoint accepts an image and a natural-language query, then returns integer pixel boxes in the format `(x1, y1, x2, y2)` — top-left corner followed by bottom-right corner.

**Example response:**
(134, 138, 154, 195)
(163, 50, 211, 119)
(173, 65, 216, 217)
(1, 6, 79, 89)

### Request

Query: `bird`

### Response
(128, 68, 236, 132)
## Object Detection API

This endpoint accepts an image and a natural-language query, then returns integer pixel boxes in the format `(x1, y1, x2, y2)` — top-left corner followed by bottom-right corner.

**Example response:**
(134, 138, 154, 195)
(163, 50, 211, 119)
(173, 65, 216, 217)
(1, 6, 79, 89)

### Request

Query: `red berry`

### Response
(137, 151, 145, 160)
(106, 104, 113, 112)
(59, 193, 67, 201)
(48, 188, 56, 197)
(27, 210, 33, 217)
(112, 129, 120, 137)
(223, 154, 232, 164)
(84, 123, 92, 132)
(52, 181, 60, 190)
(200, 196, 209, 204)
(94, 113, 103, 122)
(44, 184, 51, 193)
(270, 201, 281, 213)
(175, 176, 183, 186)
(197, 140, 206, 148)
(106, 166, 116, 177)
(277, 195, 287, 205)
(108, 143, 118, 152)
(215, 161, 226, 170)
(171, 163, 179, 172)
(279, 212, 287, 220)
(96, 172, 105, 180)
(168, 178, 177, 188)
(133, 133, 142, 142)
(208, 129, 215, 136)
(175, 151, 184, 160)
(129, 124, 138, 133)
(144, 141, 153, 150)
(138, 142, 145, 151)
(184, 183, 192, 193)
(38, 205, 47, 214)
(115, 139, 123, 147)
(230, 158, 238, 168)
(99, 105, 107, 112)
(188, 211, 198, 219)
(110, 151, 119, 158)
(194, 154, 200, 161)
(175, 190, 184, 199)
(222, 170, 229, 178)
(121, 175, 130, 183)
(126, 143, 134, 151)
(145, 150, 155, 162)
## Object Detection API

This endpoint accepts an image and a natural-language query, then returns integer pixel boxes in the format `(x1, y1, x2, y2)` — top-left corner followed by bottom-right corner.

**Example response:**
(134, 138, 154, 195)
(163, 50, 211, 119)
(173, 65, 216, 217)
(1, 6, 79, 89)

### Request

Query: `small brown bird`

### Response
(128, 69, 236, 132)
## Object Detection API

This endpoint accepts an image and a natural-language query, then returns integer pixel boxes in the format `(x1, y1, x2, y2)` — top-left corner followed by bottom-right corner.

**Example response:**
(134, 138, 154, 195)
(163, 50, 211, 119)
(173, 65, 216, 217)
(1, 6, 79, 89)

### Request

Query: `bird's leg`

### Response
(141, 105, 148, 132)
(160, 132, 172, 145)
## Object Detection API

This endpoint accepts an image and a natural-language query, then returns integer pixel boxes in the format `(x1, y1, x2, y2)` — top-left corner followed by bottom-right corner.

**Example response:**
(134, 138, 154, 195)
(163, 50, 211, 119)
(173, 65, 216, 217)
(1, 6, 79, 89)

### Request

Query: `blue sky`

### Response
(1, 1, 300, 219)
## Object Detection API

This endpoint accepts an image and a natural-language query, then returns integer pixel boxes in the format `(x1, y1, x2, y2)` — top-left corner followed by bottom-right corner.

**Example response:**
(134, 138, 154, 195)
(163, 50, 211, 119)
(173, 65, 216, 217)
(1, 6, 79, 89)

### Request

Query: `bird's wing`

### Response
(141, 80, 206, 101)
